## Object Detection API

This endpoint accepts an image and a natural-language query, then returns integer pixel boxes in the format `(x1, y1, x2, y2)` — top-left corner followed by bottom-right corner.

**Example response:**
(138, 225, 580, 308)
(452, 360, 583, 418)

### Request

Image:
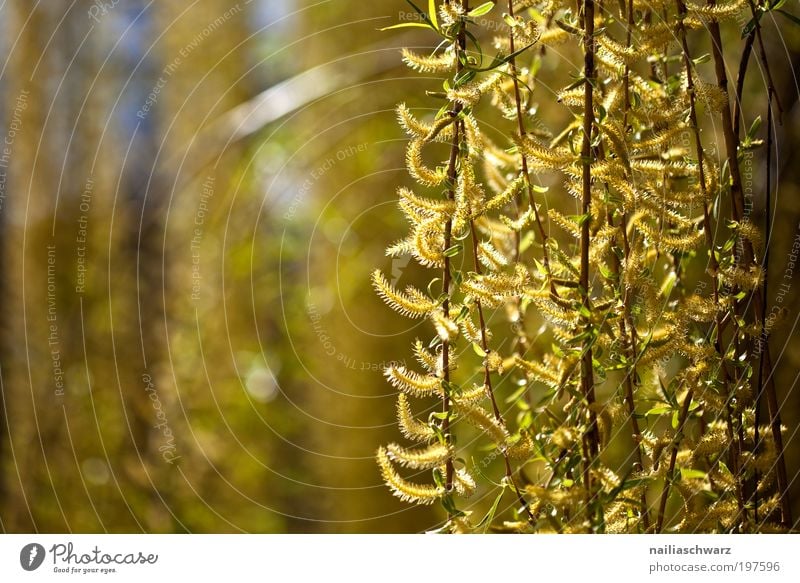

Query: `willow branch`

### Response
(580, 0, 601, 525)
(467, 216, 535, 525)
(506, 0, 557, 299)
(707, 3, 747, 522)
(656, 388, 695, 533)
(441, 0, 469, 498)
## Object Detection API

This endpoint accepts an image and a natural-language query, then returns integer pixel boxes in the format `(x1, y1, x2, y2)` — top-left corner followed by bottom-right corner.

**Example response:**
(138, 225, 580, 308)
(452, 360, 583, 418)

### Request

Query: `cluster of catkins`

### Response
(373, 0, 790, 533)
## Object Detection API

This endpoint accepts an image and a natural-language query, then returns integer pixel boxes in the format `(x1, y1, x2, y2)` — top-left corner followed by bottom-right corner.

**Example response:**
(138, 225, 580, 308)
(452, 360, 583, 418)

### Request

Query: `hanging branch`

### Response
(580, 0, 601, 525)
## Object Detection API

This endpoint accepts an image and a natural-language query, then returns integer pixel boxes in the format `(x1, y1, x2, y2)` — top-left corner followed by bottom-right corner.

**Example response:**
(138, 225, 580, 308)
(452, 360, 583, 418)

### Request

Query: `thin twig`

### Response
(580, 0, 601, 527)
(616, 0, 650, 532)
(506, 0, 557, 298)
(656, 388, 695, 533)
(708, 0, 790, 527)
(468, 216, 536, 525)
(441, 0, 469, 500)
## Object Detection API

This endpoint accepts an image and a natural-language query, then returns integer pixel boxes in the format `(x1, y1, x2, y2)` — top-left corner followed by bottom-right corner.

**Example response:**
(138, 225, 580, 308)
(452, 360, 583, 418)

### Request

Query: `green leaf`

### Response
(747, 116, 762, 140)
(520, 232, 534, 253)
(469, 1, 495, 17)
(404, 0, 438, 30)
(554, 18, 581, 36)
(596, 104, 607, 124)
(467, 40, 536, 72)
(777, 9, 800, 27)
(472, 342, 487, 357)
(428, 0, 439, 30)
(645, 405, 672, 416)
(432, 468, 444, 488)
(443, 244, 461, 257)
(379, 22, 434, 31)
(563, 76, 587, 91)
(741, 15, 759, 38)
(680, 468, 707, 481)
(692, 53, 711, 65)
(672, 409, 680, 429)
(476, 488, 506, 532)
(505, 384, 527, 404)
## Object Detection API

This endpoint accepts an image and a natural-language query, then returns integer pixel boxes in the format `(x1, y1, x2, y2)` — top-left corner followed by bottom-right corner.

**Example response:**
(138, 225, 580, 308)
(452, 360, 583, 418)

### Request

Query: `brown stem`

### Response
(442, 128, 459, 497)
(675, 0, 744, 523)
(580, 0, 601, 526)
(707, 4, 745, 224)
(752, 100, 772, 525)
(708, 0, 789, 527)
(743, 1, 790, 527)
(733, 31, 755, 140)
(468, 218, 535, 525)
(749, 0, 784, 119)
(710, 26, 748, 497)
(441, 0, 469, 499)
(506, 0, 556, 297)
(656, 388, 695, 533)
(674, 0, 726, 386)
(615, 0, 650, 531)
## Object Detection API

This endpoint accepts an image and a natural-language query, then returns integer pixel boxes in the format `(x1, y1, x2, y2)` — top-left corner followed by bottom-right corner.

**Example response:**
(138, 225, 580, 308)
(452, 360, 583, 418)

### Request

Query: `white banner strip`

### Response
(0, 534, 797, 582)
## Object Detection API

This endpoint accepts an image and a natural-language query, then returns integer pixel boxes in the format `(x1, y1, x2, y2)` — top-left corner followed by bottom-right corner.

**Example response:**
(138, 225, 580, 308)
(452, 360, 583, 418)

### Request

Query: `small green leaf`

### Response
(777, 9, 800, 27)
(596, 104, 607, 124)
(428, 0, 439, 30)
(554, 18, 581, 36)
(432, 468, 445, 488)
(443, 244, 461, 257)
(671, 409, 680, 429)
(519, 231, 533, 252)
(742, 15, 759, 38)
(469, 2, 495, 17)
(472, 342, 487, 357)
(692, 53, 711, 65)
(379, 22, 434, 31)
(441, 494, 465, 518)
(476, 487, 505, 532)
(680, 468, 707, 481)
(747, 116, 762, 140)
(645, 405, 672, 416)
(563, 76, 587, 92)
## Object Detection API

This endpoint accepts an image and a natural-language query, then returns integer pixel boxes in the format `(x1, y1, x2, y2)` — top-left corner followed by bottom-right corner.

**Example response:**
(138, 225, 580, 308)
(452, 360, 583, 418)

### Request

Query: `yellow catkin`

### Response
(514, 355, 561, 388)
(377, 447, 443, 505)
(386, 442, 452, 470)
(401, 47, 456, 73)
(454, 401, 509, 446)
(406, 138, 446, 187)
(396, 394, 436, 442)
(372, 270, 436, 318)
(384, 365, 442, 397)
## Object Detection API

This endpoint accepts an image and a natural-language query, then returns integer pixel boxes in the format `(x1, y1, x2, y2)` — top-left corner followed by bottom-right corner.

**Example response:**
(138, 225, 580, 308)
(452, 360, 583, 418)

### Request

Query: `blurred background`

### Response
(0, 0, 798, 533)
